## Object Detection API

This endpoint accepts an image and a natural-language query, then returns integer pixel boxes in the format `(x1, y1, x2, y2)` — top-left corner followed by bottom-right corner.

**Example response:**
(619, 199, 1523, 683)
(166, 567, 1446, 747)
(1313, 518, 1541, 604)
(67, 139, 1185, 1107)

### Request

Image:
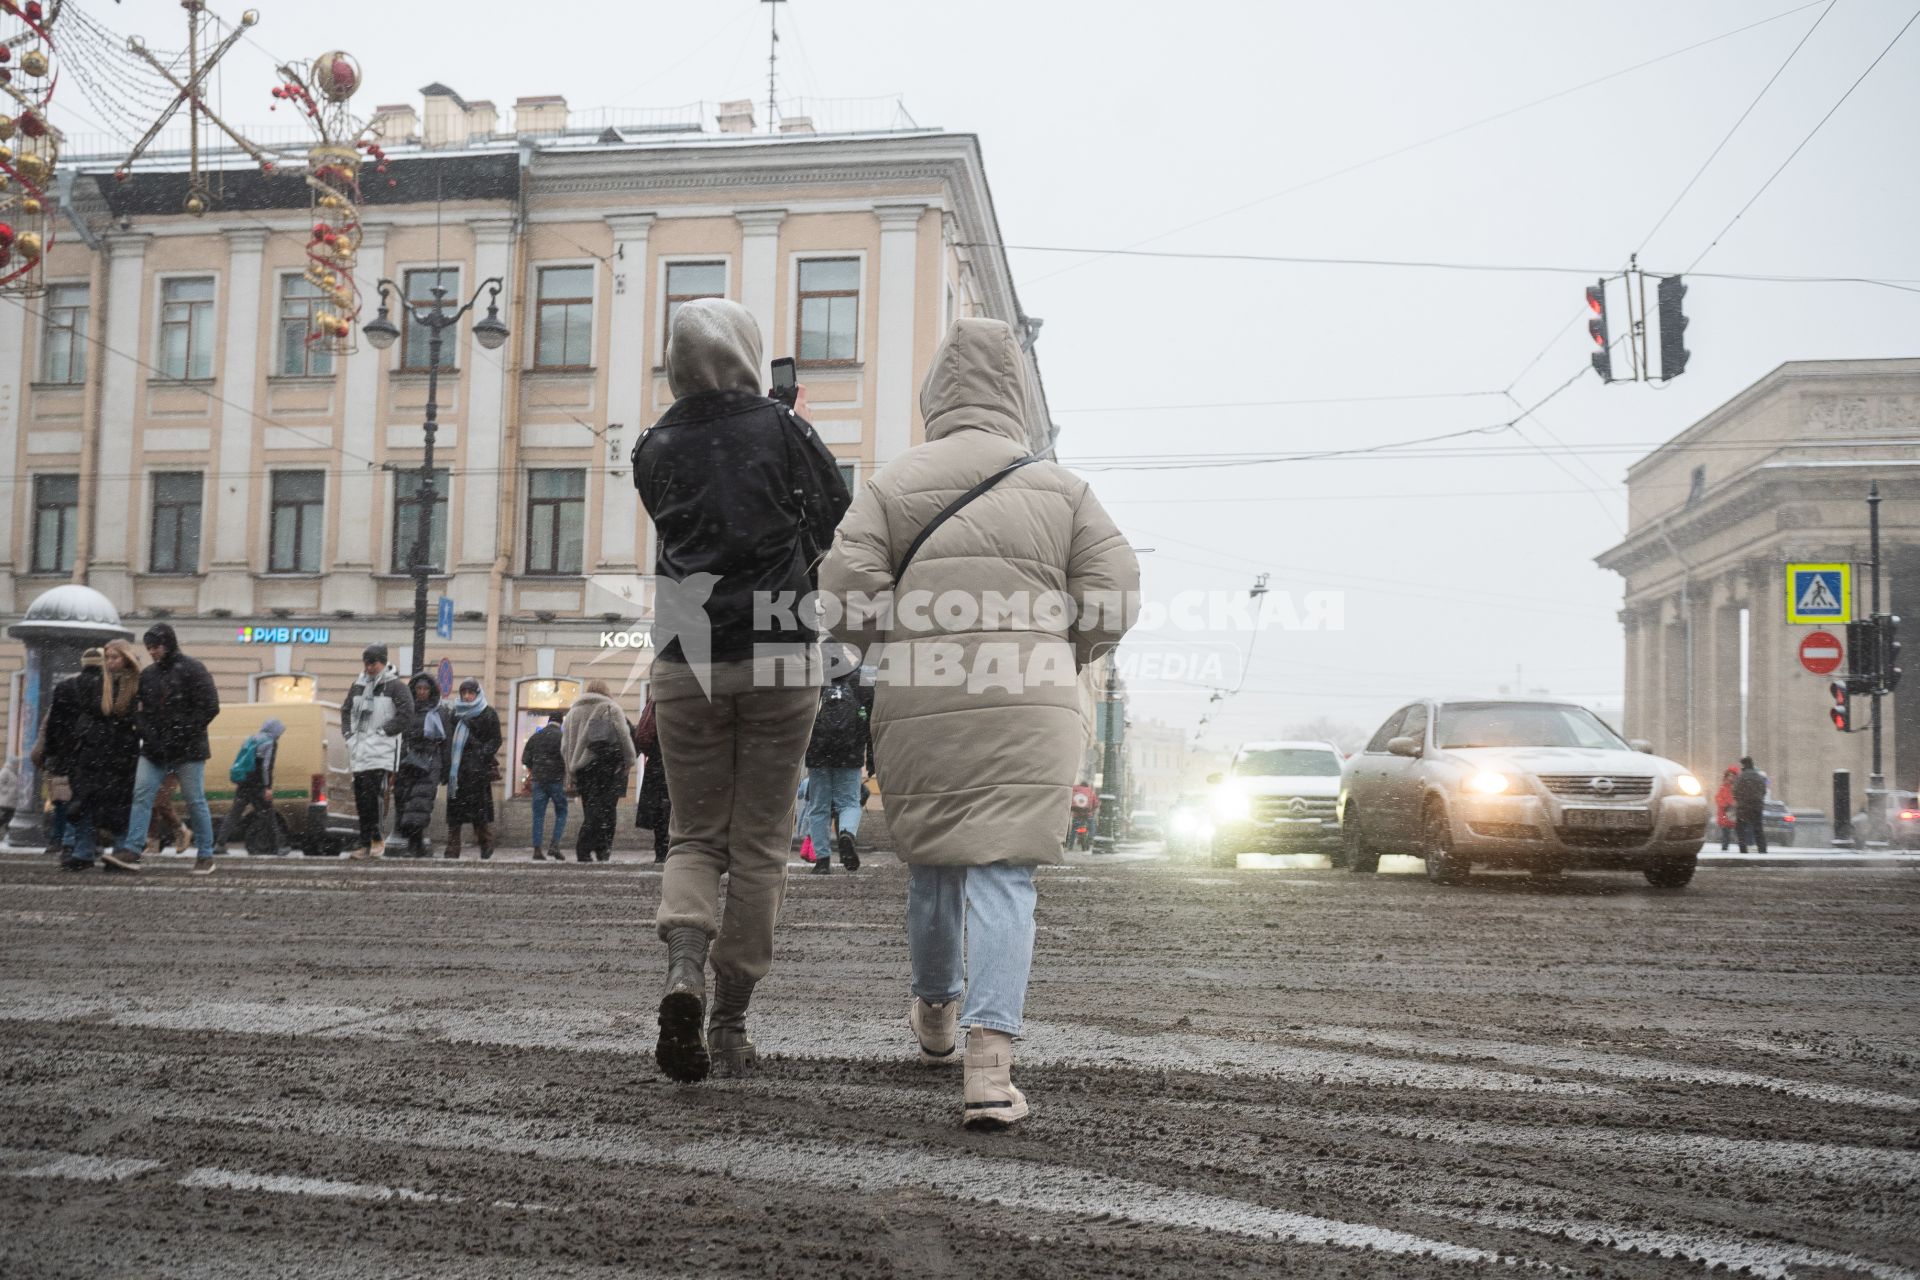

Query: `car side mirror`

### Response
(1629, 738, 1654, 754)
(1387, 736, 1419, 758)
(1206, 772, 1223, 786)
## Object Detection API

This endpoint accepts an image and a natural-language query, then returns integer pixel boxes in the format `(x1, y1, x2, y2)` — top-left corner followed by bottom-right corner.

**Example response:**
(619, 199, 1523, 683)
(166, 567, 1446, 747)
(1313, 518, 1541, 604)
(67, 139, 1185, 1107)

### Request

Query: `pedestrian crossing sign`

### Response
(1786, 562, 1850, 625)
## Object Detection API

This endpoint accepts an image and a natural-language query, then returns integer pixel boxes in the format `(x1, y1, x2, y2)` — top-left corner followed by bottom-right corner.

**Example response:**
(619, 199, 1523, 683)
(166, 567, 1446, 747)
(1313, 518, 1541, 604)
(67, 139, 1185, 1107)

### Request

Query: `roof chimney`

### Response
(514, 95, 569, 137)
(715, 99, 756, 135)
(370, 102, 418, 144)
(420, 83, 470, 147)
(466, 99, 498, 139)
(778, 115, 815, 136)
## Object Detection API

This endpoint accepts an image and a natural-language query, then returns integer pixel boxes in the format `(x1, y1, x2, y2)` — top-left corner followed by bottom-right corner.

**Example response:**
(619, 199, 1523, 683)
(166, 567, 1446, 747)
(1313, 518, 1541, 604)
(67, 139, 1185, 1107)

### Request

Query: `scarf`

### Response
(447, 694, 489, 798)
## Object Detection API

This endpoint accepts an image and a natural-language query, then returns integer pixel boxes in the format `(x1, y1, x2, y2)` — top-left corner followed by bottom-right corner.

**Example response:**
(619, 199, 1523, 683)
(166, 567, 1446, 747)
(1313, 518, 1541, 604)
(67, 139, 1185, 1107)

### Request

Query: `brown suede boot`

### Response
(656, 927, 710, 1083)
(962, 1028, 1029, 1130)
(708, 974, 758, 1076)
(475, 822, 494, 861)
(444, 824, 463, 860)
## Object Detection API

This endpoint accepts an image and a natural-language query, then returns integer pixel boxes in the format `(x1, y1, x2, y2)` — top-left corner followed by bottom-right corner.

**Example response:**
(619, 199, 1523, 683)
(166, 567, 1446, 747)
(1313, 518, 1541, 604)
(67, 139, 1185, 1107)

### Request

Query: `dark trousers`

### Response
(575, 770, 626, 861)
(1736, 813, 1766, 854)
(352, 770, 389, 846)
(652, 820, 670, 862)
(219, 781, 282, 853)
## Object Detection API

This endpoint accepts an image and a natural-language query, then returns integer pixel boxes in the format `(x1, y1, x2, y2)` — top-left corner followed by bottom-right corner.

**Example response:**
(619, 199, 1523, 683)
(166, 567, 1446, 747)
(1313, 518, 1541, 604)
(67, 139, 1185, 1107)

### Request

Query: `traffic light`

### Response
(1880, 614, 1902, 691)
(1829, 680, 1852, 731)
(1847, 619, 1877, 683)
(1658, 274, 1690, 380)
(1586, 280, 1612, 382)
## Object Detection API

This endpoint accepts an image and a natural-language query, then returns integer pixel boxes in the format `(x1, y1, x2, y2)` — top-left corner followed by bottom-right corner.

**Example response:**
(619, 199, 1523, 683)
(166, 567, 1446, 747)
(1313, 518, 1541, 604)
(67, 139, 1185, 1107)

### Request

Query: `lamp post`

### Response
(361, 277, 509, 671)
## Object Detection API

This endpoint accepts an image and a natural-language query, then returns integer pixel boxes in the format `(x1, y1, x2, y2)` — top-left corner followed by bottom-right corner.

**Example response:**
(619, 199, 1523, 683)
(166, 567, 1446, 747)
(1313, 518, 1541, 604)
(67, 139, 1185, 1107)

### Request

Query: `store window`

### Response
(253, 673, 318, 704)
(511, 677, 582, 796)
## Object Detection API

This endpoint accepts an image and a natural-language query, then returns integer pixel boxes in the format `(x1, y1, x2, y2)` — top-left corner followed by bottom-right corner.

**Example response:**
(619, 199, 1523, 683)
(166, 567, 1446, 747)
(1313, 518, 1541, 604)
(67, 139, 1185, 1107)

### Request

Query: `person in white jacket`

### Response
(340, 643, 414, 860)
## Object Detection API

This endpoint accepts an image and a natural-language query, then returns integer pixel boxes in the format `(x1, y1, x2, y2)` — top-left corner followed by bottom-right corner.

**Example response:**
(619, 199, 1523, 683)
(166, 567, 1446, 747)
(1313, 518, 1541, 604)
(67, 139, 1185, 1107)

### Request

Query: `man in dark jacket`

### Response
(109, 623, 221, 875)
(216, 719, 285, 855)
(1732, 755, 1769, 854)
(632, 297, 851, 1084)
(803, 656, 873, 875)
(522, 712, 567, 860)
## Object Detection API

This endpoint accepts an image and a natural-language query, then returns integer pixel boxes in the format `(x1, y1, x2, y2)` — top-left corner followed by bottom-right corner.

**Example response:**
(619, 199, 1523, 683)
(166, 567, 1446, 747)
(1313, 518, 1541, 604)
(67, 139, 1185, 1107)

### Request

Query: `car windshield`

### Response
(1234, 749, 1342, 777)
(1435, 703, 1627, 751)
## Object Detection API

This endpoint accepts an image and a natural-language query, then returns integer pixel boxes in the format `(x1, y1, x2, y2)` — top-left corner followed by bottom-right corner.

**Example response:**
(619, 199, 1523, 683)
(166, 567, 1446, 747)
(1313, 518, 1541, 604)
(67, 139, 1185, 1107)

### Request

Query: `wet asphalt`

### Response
(1, 846, 1916, 1278)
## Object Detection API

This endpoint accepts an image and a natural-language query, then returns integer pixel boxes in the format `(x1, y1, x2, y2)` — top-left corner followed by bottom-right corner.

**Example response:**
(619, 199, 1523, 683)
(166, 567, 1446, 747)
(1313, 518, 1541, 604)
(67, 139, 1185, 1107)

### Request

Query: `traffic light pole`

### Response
(1867, 481, 1887, 845)
(1095, 662, 1123, 854)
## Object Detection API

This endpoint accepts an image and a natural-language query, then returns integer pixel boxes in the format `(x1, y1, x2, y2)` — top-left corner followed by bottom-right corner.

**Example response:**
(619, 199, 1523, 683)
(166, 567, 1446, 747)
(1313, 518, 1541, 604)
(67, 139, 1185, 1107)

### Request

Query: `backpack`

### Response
(816, 684, 862, 746)
(229, 736, 259, 785)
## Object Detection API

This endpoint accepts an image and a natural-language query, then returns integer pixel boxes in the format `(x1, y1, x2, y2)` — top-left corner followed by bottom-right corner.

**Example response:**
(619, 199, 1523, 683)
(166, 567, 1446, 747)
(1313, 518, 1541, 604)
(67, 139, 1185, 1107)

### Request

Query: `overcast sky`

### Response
(87, 0, 1920, 754)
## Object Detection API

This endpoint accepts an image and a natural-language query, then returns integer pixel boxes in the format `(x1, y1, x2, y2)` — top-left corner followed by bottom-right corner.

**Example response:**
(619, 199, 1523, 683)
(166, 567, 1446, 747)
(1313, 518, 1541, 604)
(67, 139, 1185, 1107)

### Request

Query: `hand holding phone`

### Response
(770, 356, 798, 408)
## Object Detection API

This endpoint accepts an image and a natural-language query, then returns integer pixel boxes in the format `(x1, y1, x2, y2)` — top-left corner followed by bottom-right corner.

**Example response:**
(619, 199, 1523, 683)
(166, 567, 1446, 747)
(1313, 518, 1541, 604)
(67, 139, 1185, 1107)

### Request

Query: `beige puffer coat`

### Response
(819, 319, 1139, 866)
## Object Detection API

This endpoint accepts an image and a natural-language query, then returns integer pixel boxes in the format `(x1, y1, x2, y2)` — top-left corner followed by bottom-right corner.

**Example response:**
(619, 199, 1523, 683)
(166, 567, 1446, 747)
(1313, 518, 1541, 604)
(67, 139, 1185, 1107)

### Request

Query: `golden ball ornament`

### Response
(17, 153, 48, 185)
(21, 197, 39, 215)
(16, 230, 42, 258)
(184, 192, 208, 216)
(0, 118, 14, 141)
(20, 50, 47, 78)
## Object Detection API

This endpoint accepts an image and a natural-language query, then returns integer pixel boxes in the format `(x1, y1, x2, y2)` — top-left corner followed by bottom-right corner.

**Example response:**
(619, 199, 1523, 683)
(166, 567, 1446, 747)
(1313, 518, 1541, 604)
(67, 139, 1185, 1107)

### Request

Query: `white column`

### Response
(201, 227, 268, 612)
(600, 214, 653, 577)
(457, 217, 517, 606)
(91, 231, 148, 605)
(0, 292, 23, 597)
(874, 203, 926, 465)
(324, 224, 388, 615)
(735, 208, 786, 379)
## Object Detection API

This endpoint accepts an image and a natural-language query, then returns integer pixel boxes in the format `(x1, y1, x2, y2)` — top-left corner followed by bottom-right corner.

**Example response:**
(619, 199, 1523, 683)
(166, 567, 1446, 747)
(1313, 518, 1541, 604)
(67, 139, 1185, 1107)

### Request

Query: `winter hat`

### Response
(459, 678, 481, 696)
(363, 643, 389, 665)
(142, 622, 179, 654)
(261, 719, 286, 739)
(80, 647, 103, 668)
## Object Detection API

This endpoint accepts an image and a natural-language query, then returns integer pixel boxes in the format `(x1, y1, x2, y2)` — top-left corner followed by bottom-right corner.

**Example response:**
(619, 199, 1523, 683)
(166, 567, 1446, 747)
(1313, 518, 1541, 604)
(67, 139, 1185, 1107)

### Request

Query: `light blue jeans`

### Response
(119, 758, 215, 858)
(907, 863, 1037, 1037)
(530, 780, 569, 847)
(806, 766, 863, 861)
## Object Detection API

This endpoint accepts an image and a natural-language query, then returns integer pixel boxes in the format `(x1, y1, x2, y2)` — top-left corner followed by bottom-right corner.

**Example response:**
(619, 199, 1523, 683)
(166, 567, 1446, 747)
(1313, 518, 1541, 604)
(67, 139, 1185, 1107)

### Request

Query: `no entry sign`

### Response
(1799, 630, 1844, 676)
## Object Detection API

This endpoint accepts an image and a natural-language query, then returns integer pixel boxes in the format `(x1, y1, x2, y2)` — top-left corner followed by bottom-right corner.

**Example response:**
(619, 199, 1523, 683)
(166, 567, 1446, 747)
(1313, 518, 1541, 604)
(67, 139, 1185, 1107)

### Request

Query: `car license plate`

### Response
(1562, 807, 1651, 831)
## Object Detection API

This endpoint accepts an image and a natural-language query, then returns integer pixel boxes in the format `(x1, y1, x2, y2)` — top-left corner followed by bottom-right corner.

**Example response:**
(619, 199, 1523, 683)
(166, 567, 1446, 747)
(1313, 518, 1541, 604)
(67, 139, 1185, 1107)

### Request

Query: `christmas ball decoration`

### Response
(0, 47, 11, 63)
(20, 49, 47, 78)
(0, 145, 13, 164)
(0, 117, 13, 140)
(17, 153, 48, 185)
(17, 111, 44, 138)
(184, 191, 208, 216)
(311, 51, 360, 103)
(16, 231, 42, 259)
(21, 197, 39, 214)
(0, 223, 14, 246)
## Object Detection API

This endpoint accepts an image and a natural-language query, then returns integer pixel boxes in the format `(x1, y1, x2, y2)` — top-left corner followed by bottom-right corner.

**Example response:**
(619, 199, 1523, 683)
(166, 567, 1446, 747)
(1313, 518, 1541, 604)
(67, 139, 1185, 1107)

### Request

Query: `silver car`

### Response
(1337, 698, 1710, 887)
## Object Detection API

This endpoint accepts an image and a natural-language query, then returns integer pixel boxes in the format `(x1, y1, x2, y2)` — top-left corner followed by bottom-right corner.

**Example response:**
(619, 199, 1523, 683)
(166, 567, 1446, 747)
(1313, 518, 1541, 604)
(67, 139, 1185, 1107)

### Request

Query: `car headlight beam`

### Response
(1211, 785, 1250, 821)
(1675, 773, 1702, 797)
(1466, 770, 1511, 795)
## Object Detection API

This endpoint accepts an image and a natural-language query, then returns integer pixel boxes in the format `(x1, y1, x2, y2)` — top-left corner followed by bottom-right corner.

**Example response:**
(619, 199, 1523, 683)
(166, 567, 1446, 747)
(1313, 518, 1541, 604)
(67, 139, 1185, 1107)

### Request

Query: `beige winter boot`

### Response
(962, 1027, 1028, 1130)
(909, 997, 960, 1066)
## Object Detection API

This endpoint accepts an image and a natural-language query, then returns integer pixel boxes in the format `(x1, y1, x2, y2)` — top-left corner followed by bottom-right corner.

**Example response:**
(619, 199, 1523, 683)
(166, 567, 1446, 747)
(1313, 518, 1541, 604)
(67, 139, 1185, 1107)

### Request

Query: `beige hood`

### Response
(919, 317, 1032, 447)
(666, 297, 763, 399)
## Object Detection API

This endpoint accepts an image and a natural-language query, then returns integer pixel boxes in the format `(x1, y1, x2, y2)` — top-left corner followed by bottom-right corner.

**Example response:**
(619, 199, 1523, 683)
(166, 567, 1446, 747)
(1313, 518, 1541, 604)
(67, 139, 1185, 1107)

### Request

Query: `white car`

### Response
(1207, 741, 1345, 865)
(1338, 698, 1709, 887)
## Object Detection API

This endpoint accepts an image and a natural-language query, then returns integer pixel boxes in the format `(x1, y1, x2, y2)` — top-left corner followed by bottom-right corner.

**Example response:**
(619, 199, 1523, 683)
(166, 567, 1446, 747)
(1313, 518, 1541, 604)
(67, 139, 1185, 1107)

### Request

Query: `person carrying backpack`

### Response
(217, 719, 286, 855)
(803, 653, 873, 875)
(562, 681, 637, 863)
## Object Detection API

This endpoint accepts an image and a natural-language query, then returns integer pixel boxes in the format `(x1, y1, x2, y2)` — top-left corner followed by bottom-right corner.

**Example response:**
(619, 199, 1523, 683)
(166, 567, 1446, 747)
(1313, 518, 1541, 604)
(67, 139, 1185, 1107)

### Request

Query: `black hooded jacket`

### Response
(135, 624, 221, 764)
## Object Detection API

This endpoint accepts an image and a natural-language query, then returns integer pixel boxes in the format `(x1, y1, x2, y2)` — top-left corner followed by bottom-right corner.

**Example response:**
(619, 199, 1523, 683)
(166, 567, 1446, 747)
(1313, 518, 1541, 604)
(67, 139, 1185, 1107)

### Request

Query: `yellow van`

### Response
(203, 702, 358, 855)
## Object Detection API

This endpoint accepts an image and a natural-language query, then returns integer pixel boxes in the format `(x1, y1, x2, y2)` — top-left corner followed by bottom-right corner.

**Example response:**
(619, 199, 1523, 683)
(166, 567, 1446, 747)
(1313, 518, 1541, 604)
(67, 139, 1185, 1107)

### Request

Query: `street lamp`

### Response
(363, 275, 509, 672)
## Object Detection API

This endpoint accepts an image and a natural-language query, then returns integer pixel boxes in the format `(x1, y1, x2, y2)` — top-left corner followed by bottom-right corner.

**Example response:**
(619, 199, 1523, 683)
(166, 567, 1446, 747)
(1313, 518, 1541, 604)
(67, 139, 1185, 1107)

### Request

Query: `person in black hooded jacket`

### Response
(109, 623, 220, 875)
(393, 673, 445, 858)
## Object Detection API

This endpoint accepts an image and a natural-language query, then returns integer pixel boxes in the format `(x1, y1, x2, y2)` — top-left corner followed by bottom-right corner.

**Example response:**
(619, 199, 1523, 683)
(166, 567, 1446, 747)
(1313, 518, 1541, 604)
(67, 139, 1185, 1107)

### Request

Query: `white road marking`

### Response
(1, 1150, 163, 1182)
(179, 1166, 441, 1202)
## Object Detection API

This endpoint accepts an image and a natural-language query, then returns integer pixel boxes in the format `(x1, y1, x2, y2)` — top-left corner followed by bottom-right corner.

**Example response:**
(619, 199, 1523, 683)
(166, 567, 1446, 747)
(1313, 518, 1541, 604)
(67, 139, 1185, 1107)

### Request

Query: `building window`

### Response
(158, 277, 216, 380)
(664, 261, 726, 337)
(797, 257, 860, 364)
(402, 268, 460, 372)
(534, 265, 594, 370)
(268, 470, 325, 574)
(391, 467, 450, 573)
(41, 283, 88, 385)
(31, 474, 78, 575)
(837, 461, 857, 493)
(148, 472, 203, 575)
(525, 468, 585, 576)
(277, 275, 336, 377)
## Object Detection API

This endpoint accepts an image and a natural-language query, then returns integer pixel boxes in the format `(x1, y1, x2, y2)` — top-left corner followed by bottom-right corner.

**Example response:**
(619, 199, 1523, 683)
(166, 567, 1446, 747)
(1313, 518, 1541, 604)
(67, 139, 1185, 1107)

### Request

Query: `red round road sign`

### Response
(1799, 630, 1844, 676)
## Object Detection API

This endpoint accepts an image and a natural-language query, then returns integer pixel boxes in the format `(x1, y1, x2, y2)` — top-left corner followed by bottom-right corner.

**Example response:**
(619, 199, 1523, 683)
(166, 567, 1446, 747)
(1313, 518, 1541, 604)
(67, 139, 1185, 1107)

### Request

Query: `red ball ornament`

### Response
(388, 179, 397, 188)
(24, 2, 42, 20)
(18, 113, 44, 138)
(0, 47, 12, 63)
(0, 223, 13, 245)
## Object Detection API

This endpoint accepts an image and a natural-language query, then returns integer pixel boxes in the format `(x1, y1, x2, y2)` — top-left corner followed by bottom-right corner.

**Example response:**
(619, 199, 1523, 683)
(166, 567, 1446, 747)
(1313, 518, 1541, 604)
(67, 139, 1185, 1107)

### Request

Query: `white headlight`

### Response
(1466, 770, 1511, 795)
(1212, 785, 1250, 821)
(1675, 773, 1702, 796)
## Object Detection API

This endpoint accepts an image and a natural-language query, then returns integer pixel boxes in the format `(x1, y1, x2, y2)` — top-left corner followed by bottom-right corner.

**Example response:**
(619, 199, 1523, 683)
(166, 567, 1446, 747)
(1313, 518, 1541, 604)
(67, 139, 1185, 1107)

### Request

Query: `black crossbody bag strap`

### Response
(893, 456, 1038, 581)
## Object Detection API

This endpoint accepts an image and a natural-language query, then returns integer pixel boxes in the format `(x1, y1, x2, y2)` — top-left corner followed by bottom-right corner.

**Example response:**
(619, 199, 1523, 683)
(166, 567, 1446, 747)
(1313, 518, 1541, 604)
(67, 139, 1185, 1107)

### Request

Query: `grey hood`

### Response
(919, 318, 1032, 448)
(665, 297, 763, 399)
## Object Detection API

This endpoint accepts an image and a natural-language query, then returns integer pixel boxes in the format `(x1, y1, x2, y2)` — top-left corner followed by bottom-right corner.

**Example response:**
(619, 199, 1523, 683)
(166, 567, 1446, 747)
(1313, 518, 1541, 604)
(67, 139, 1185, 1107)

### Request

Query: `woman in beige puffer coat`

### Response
(820, 318, 1139, 1129)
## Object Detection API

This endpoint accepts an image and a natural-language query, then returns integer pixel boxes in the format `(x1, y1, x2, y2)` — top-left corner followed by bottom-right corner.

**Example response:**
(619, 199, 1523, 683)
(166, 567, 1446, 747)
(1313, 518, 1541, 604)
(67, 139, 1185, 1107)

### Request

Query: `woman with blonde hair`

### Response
(61, 640, 143, 870)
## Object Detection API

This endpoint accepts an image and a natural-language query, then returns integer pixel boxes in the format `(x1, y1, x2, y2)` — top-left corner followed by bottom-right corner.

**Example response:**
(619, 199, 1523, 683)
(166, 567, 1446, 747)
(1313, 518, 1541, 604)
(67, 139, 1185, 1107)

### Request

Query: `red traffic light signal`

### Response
(1586, 280, 1612, 382)
(1828, 680, 1852, 731)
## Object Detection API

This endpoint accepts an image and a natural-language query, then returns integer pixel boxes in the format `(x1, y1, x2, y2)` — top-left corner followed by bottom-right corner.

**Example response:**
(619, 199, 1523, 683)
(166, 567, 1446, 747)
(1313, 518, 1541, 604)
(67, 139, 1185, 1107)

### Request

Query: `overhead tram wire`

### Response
(1689, 5, 1920, 272)
(1014, 0, 1830, 289)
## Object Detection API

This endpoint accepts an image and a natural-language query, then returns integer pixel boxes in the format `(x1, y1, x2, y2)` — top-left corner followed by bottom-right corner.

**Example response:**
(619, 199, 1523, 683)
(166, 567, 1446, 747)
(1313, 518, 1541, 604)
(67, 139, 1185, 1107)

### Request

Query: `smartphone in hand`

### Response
(770, 356, 798, 408)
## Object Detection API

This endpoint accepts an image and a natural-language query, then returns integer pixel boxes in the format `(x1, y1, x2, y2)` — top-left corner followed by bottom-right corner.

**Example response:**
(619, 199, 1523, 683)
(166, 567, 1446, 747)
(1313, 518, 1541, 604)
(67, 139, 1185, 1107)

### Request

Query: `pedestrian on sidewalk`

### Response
(1733, 756, 1769, 854)
(632, 296, 851, 1083)
(563, 681, 635, 863)
(0, 754, 22, 838)
(1714, 765, 1738, 852)
(217, 718, 286, 855)
(632, 697, 671, 864)
(393, 674, 446, 858)
(111, 624, 221, 875)
(820, 317, 1139, 1130)
(32, 672, 82, 858)
(141, 774, 193, 857)
(440, 679, 501, 860)
(342, 644, 414, 861)
(803, 651, 872, 875)
(522, 711, 568, 860)
(61, 642, 143, 871)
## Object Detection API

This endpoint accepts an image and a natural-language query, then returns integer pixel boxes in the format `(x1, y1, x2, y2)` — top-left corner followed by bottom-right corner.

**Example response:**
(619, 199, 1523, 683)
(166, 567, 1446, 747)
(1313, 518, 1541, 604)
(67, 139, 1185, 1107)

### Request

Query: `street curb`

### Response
(1700, 852, 1920, 869)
